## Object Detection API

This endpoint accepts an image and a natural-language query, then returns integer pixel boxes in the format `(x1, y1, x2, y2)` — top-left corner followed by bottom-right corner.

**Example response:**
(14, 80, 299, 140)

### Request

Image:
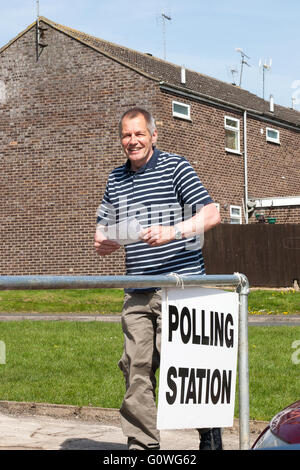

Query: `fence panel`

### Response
(204, 224, 300, 287)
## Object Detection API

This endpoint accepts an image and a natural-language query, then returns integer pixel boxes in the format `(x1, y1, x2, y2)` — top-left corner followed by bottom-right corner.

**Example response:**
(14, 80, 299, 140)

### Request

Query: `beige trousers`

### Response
(118, 290, 162, 450)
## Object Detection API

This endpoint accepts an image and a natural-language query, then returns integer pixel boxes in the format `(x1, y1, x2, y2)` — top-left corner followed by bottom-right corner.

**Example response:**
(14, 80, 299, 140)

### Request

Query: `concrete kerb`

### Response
(0, 400, 121, 425)
(0, 400, 266, 429)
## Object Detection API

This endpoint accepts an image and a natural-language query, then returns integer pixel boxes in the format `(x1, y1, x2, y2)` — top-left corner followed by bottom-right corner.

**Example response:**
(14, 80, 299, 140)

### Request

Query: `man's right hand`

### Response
(94, 229, 121, 256)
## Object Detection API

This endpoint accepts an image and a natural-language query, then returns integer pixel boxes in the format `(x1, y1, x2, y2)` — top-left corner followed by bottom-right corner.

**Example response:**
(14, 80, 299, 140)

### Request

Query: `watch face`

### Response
(175, 228, 182, 239)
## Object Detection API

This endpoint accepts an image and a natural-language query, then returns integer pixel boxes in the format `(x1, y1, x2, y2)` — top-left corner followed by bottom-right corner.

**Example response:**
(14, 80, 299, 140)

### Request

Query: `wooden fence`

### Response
(203, 224, 300, 288)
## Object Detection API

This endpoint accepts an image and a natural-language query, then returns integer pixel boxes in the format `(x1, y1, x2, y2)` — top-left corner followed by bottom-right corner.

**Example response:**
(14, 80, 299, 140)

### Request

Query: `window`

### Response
(230, 205, 242, 224)
(266, 127, 280, 144)
(224, 116, 240, 153)
(172, 101, 191, 120)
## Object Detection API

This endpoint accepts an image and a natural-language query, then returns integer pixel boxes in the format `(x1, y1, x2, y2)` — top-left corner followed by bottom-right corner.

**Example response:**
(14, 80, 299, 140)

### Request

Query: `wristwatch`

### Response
(174, 225, 183, 240)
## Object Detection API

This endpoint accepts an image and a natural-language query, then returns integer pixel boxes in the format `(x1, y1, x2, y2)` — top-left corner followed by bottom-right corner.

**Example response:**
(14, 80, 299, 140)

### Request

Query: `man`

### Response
(95, 107, 221, 450)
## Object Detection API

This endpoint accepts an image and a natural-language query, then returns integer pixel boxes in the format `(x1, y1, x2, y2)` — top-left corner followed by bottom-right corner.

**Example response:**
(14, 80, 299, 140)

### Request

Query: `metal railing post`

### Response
(236, 273, 250, 449)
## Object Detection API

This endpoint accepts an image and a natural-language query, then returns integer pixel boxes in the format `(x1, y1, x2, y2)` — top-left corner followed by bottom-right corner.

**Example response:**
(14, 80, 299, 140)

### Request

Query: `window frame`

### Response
(172, 100, 191, 120)
(224, 116, 241, 154)
(266, 127, 280, 144)
(230, 205, 242, 224)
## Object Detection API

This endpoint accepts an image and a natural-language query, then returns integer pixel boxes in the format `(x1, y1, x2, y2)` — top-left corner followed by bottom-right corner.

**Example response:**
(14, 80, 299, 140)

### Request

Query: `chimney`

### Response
(291, 96, 296, 110)
(181, 67, 186, 85)
(270, 94, 274, 112)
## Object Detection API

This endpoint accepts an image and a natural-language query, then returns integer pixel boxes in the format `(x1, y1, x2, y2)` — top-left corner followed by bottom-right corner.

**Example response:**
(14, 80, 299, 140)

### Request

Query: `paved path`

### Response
(0, 401, 267, 451)
(0, 313, 300, 325)
(248, 314, 300, 326)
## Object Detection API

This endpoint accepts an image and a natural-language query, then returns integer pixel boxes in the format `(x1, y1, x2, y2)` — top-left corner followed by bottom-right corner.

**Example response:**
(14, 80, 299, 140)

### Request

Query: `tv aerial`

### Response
(235, 48, 250, 87)
(227, 66, 239, 85)
(259, 58, 272, 100)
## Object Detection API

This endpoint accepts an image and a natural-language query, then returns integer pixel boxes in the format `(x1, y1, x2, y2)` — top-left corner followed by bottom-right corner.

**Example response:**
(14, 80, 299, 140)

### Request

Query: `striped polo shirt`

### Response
(97, 147, 213, 279)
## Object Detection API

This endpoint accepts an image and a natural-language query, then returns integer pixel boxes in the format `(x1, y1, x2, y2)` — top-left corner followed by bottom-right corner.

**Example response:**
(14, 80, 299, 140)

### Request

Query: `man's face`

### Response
(120, 114, 158, 171)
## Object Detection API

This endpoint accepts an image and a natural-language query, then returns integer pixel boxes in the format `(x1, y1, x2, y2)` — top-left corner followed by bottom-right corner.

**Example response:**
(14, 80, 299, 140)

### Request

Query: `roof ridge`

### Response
(39, 17, 235, 84)
(39, 16, 183, 68)
(37, 17, 274, 106)
(1, 17, 299, 125)
(37, 16, 164, 83)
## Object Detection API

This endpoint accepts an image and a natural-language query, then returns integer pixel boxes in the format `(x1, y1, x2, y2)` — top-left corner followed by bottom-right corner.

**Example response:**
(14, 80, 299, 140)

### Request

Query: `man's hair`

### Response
(118, 107, 156, 137)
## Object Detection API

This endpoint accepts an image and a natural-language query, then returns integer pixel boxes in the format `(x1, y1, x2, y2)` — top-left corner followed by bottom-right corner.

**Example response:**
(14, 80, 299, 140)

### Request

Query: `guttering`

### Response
(160, 82, 251, 114)
(159, 82, 300, 132)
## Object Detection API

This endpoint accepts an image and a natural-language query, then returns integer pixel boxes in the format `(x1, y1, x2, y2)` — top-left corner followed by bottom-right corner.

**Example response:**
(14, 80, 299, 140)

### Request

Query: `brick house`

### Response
(0, 17, 299, 276)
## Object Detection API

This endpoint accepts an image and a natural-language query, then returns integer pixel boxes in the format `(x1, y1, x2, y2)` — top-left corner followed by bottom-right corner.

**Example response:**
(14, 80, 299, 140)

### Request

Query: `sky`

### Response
(1, 0, 300, 110)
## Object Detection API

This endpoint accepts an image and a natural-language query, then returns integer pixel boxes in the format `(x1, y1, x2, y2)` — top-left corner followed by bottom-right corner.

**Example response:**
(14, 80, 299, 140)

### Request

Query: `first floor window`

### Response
(172, 101, 191, 120)
(266, 127, 280, 144)
(230, 205, 242, 224)
(225, 116, 240, 153)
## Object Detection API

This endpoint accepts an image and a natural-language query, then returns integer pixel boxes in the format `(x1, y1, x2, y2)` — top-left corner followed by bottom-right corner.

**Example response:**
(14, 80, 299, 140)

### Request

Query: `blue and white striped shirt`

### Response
(97, 148, 213, 278)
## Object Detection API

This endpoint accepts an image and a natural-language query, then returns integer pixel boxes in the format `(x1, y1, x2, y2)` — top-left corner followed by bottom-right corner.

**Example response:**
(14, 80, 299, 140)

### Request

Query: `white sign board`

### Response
(157, 287, 239, 430)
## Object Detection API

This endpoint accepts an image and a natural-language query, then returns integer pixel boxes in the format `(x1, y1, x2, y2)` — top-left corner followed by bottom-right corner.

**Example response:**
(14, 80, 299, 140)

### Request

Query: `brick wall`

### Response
(155, 91, 300, 224)
(0, 21, 299, 277)
(155, 91, 245, 223)
(246, 115, 300, 224)
(0, 22, 158, 275)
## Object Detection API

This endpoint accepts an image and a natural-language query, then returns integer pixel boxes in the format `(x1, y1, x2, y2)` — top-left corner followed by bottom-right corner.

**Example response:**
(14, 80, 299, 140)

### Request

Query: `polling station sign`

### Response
(157, 287, 239, 430)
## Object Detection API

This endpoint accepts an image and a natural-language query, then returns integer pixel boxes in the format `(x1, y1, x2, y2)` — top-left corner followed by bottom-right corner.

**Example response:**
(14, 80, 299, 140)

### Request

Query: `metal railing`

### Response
(0, 273, 250, 450)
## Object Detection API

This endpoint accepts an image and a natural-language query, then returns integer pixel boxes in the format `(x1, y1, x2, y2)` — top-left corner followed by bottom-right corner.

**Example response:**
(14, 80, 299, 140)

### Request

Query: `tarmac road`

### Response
(0, 313, 300, 325)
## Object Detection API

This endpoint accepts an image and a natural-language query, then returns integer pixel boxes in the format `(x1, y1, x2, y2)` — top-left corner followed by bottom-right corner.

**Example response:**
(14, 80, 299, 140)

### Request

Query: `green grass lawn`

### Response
(0, 321, 299, 421)
(0, 288, 299, 315)
(243, 326, 300, 420)
(248, 289, 300, 315)
(0, 289, 124, 314)
(0, 321, 124, 408)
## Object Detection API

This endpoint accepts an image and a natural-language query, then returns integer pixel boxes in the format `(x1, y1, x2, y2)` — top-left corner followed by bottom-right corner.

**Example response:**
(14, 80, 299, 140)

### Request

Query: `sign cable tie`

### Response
(168, 272, 185, 289)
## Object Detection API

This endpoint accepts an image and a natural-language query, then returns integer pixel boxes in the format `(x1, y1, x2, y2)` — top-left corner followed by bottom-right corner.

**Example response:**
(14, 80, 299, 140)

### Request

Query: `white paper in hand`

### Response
(99, 217, 142, 245)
